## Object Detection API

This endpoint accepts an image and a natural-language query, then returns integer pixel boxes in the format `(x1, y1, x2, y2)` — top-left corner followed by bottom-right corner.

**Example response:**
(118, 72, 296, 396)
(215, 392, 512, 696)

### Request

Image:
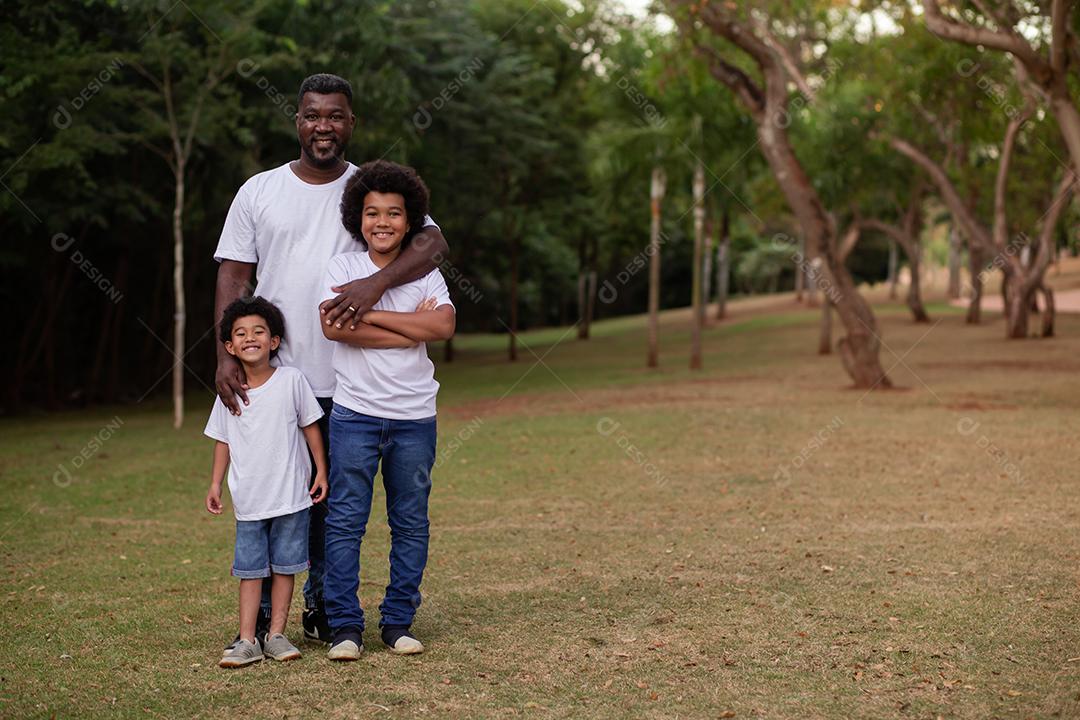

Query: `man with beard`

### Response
(212, 73, 448, 645)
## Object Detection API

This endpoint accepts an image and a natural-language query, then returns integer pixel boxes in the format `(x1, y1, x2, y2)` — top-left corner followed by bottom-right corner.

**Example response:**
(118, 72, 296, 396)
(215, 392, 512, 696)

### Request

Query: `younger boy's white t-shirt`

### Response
(322, 252, 453, 420)
(203, 366, 324, 521)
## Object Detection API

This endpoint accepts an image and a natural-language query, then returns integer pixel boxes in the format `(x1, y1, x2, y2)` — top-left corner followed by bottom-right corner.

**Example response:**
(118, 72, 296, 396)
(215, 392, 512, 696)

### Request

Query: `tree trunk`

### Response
(1039, 282, 1055, 337)
(947, 225, 962, 299)
(966, 245, 983, 324)
(757, 124, 890, 388)
(585, 271, 596, 337)
(172, 162, 187, 429)
(647, 164, 666, 368)
(444, 338, 454, 363)
(818, 300, 832, 355)
(887, 240, 899, 299)
(577, 236, 590, 340)
(906, 246, 930, 323)
(690, 159, 705, 370)
(795, 235, 806, 302)
(1004, 272, 1031, 339)
(509, 235, 519, 362)
(703, 205, 714, 315)
(577, 270, 588, 339)
(716, 206, 730, 320)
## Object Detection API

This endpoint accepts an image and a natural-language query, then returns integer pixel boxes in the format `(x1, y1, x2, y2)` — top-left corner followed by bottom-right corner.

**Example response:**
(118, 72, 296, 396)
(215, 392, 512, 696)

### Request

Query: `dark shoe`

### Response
(302, 607, 332, 643)
(226, 607, 272, 649)
(328, 628, 363, 661)
(381, 625, 424, 655)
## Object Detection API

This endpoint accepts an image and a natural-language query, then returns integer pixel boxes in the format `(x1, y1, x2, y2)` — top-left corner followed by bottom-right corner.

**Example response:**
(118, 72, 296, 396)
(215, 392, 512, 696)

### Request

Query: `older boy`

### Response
(321, 161, 455, 660)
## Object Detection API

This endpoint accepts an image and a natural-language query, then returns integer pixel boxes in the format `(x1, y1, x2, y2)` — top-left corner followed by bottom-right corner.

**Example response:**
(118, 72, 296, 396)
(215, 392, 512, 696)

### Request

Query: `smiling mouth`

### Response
(372, 231, 395, 241)
(313, 138, 336, 149)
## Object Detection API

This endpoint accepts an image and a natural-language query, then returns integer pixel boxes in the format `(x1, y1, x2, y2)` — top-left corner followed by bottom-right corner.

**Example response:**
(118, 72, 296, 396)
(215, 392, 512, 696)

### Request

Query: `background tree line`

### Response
(3, 0, 1078, 410)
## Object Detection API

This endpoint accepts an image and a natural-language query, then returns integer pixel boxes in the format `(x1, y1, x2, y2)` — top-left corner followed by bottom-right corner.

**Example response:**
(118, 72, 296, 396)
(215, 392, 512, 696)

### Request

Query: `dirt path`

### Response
(949, 287, 1080, 313)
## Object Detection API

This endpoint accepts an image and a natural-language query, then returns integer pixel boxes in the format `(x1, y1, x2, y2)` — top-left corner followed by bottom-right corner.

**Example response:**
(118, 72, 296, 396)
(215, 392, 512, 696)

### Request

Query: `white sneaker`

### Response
(387, 635, 424, 655)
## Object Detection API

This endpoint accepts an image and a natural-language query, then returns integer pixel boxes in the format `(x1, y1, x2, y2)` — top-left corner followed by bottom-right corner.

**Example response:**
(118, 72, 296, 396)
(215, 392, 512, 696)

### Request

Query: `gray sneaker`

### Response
(263, 633, 302, 662)
(219, 638, 264, 668)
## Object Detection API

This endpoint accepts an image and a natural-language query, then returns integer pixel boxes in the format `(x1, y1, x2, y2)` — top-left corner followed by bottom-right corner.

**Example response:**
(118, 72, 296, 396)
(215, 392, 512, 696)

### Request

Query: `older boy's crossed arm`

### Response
(362, 298, 455, 342)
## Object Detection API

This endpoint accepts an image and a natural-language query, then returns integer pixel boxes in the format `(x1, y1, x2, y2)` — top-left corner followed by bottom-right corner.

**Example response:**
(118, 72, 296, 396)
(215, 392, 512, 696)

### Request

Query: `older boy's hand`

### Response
(415, 297, 437, 312)
(310, 473, 329, 504)
(206, 484, 224, 515)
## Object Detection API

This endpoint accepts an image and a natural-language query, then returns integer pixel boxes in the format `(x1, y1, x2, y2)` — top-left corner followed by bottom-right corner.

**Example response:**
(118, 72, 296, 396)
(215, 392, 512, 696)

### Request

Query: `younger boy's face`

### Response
(361, 191, 410, 257)
(224, 314, 280, 366)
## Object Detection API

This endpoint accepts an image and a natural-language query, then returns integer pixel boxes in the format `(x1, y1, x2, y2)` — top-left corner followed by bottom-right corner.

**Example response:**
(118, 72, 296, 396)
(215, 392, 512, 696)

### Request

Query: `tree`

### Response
(922, 0, 1080, 199)
(890, 115, 1075, 337)
(128, 0, 264, 427)
(670, 1, 891, 388)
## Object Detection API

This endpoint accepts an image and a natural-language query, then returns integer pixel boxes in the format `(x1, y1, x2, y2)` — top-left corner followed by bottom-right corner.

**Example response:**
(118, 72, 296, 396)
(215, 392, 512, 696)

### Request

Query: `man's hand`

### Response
(320, 275, 389, 330)
(215, 353, 249, 415)
(206, 483, 224, 515)
(310, 472, 329, 504)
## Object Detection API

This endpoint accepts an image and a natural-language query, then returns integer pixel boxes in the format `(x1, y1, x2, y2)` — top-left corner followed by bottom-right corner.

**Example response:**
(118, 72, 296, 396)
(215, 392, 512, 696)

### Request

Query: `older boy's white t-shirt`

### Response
(203, 366, 324, 521)
(322, 252, 453, 420)
(213, 162, 439, 397)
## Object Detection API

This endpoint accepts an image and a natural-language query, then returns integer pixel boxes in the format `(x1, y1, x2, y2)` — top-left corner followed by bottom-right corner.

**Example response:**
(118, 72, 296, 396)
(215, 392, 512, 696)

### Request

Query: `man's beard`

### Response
(301, 137, 347, 169)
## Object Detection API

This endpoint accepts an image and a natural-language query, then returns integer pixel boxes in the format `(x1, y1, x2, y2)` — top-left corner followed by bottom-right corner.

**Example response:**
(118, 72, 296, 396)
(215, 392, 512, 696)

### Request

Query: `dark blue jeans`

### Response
(324, 404, 435, 633)
(259, 396, 332, 614)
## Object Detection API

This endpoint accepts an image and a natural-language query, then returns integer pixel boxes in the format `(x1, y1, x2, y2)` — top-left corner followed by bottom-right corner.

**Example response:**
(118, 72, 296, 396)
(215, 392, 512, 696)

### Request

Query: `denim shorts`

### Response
(232, 508, 310, 578)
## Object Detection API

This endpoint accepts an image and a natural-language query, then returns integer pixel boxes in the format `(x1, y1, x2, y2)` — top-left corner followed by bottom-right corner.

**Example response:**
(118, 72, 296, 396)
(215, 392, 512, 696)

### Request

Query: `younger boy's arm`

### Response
(362, 305, 456, 343)
(206, 441, 230, 515)
(322, 321, 417, 348)
(302, 424, 328, 504)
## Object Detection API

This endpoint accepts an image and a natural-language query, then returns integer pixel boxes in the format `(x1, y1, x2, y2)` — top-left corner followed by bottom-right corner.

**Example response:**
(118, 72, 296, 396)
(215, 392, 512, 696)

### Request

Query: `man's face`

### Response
(296, 92, 355, 169)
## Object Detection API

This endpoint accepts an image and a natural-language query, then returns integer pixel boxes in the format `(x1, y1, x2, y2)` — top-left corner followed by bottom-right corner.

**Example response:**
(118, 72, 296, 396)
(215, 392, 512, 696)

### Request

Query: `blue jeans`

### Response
(324, 404, 435, 633)
(259, 396, 332, 614)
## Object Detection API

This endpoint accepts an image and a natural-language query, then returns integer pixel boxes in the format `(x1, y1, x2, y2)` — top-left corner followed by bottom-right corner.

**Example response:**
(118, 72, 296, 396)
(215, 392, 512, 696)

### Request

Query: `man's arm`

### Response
(322, 320, 419, 349)
(362, 306, 455, 343)
(215, 260, 256, 414)
(319, 226, 449, 330)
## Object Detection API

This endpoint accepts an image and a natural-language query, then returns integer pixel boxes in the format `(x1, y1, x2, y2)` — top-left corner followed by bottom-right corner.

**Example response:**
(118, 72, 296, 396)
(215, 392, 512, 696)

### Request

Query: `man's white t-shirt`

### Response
(203, 366, 324, 521)
(322, 252, 454, 420)
(213, 161, 438, 396)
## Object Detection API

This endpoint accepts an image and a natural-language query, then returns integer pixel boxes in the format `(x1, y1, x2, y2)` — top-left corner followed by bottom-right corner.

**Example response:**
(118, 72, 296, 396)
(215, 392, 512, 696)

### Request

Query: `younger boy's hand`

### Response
(206, 484, 223, 515)
(310, 474, 329, 504)
(414, 297, 437, 312)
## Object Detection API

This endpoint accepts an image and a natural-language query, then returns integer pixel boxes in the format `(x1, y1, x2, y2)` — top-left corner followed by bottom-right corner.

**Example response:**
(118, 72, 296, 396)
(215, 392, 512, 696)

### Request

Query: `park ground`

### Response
(3, 262, 1080, 719)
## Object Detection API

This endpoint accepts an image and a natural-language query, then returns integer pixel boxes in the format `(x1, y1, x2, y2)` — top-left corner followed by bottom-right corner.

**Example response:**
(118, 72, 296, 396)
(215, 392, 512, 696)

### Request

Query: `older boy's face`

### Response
(225, 314, 280, 365)
(361, 191, 410, 256)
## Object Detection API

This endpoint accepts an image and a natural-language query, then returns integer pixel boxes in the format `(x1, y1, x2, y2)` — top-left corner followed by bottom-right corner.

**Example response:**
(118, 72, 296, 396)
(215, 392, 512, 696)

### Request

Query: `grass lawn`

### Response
(3, 283, 1080, 718)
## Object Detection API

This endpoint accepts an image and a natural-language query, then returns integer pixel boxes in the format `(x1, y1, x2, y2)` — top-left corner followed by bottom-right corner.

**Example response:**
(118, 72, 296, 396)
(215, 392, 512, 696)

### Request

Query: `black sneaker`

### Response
(302, 606, 332, 643)
(227, 607, 272, 649)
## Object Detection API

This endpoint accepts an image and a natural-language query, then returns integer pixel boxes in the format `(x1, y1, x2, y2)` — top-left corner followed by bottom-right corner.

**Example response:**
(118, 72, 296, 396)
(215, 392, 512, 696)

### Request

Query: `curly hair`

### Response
(340, 160, 430, 247)
(219, 296, 286, 358)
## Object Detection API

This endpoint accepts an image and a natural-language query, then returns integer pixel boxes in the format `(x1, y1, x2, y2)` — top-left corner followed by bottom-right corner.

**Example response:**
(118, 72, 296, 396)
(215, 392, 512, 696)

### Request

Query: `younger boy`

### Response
(321, 160, 455, 660)
(204, 296, 329, 668)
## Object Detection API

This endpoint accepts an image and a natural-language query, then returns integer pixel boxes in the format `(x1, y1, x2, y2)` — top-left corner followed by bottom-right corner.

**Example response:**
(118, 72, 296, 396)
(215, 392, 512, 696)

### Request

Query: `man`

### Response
(213, 73, 448, 643)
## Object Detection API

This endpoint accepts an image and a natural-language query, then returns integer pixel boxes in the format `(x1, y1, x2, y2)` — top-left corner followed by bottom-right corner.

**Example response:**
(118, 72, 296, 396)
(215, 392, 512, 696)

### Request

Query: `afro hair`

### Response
(340, 160, 430, 247)
(219, 296, 286, 358)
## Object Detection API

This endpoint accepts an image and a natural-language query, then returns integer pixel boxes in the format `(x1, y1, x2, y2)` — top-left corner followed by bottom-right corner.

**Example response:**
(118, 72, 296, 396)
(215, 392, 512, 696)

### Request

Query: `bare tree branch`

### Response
(922, 0, 1046, 75)
(993, 103, 1035, 251)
